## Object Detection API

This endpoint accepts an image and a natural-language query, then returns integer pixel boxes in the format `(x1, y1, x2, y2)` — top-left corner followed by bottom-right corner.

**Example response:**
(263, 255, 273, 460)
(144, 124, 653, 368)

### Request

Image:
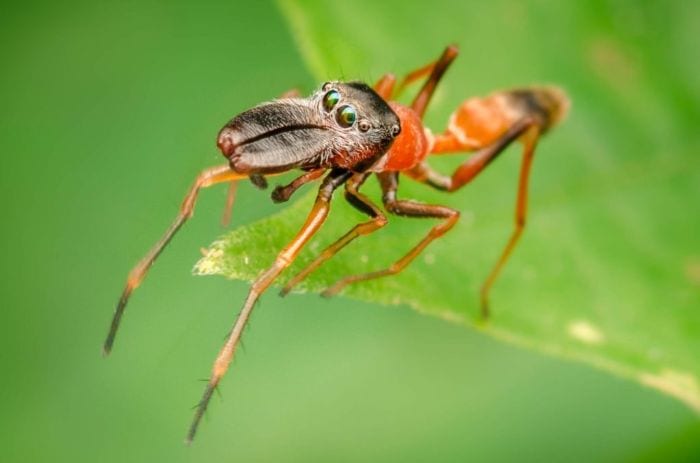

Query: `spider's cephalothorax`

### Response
(217, 81, 401, 174)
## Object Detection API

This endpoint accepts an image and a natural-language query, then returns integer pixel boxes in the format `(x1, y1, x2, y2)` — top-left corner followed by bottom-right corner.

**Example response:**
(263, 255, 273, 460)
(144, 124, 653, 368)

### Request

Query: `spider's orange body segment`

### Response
(439, 94, 516, 152)
(433, 87, 570, 154)
(371, 103, 432, 172)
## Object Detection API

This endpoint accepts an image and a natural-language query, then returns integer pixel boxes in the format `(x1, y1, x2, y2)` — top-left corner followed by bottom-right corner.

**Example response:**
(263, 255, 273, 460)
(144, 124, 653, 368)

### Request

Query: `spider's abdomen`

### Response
(433, 86, 570, 153)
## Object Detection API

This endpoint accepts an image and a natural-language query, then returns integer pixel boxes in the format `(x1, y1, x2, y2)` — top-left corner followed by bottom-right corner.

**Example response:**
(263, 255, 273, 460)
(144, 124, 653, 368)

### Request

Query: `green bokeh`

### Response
(0, 1, 698, 462)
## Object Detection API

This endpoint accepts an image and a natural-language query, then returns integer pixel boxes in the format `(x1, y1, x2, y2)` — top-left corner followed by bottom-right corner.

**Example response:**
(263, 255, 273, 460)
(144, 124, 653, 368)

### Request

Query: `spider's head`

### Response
(217, 81, 401, 173)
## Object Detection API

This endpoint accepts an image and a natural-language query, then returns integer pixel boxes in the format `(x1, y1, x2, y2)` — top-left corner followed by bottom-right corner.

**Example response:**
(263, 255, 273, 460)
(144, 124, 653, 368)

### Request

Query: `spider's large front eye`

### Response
(336, 105, 357, 127)
(323, 90, 340, 111)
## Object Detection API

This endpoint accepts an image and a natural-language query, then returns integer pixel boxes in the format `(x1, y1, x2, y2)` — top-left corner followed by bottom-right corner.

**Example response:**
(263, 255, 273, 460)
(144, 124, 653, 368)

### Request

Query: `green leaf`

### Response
(197, 0, 700, 412)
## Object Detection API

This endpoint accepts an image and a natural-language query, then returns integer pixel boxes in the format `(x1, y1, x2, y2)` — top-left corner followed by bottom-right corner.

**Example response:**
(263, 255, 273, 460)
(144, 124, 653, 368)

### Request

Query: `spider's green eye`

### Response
(323, 90, 340, 111)
(336, 105, 357, 127)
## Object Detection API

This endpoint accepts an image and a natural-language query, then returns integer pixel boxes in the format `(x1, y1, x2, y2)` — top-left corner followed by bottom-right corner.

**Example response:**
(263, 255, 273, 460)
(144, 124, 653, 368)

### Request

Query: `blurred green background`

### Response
(1, 1, 698, 462)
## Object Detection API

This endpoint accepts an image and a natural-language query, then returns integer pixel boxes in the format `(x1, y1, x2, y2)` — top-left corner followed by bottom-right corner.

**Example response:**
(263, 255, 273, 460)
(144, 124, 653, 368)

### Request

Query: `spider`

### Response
(103, 45, 569, 443)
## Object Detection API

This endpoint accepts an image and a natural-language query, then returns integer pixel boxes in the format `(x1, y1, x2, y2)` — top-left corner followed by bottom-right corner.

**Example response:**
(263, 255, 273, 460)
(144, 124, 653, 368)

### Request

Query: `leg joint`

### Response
(384, 200, 401, 215)
(375, 213, 389, 228)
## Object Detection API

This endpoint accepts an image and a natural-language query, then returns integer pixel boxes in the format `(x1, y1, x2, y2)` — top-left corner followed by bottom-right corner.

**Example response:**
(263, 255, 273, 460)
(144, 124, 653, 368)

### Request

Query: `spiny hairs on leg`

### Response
(102, 218, 184, 356)
(184, 279, 269, 444)
(186, 380, 218, 445)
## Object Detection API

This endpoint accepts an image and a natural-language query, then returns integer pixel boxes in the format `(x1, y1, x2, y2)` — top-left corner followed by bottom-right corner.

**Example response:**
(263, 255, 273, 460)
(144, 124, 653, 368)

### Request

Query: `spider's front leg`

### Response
(186, 168, 351, 444)
(104, 164, 247, 355)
